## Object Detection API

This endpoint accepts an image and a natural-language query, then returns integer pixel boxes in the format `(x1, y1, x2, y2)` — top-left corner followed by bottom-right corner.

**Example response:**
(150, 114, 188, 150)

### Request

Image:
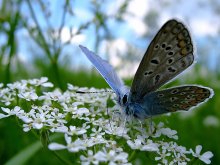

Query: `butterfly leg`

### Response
(149, 116, 153, 135)
(121, 115, 128, 136)
(137, 119, 143, 129)
(106, 100, 114, 133)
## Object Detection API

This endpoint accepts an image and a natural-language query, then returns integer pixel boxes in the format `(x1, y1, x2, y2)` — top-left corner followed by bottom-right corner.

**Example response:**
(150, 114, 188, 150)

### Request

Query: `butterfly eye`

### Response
(122, 94, 128, 105)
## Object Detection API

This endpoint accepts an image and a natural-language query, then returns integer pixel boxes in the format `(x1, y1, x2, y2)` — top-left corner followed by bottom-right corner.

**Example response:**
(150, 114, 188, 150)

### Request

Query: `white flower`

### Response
(0, 106, 25, 119)
(7, 81, 27, 90)
(23, 123, 33, 132)
(155, 149, 171, 164)
(49, 125, 67, 133)
(154, 127, 178, 140)
(18, 91, 38, 101)
(80, 150, 99, 165)
(48, 134, 86, 152)
(91, 127, 105, 137)
(22, 108, 49, 130)
(39, 89, 65, 102)
(190, 145, 213, 164)
(46, 109, 67, 124)
(64, 103, 90, 120)
(0, 83, 3, 88)
(94, 149, 130, 164)
(203, 115, 220, 127)
(67, 125, 87, 135)
(88, 135, 107, 146)
(169, 152, 188, 165)
(127, 139, 158, 151)
(105, 123, 129, 138)
(29, 77, 53, 87)
(0, 88, 15, 105)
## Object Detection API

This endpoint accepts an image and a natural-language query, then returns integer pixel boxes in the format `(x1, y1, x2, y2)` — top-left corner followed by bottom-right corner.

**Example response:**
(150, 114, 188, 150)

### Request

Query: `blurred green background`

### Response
(0, 0, 220, 164)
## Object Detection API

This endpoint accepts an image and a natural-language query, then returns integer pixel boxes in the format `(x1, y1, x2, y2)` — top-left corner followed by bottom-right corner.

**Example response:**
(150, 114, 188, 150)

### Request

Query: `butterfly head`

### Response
(117, 86, 130, 107)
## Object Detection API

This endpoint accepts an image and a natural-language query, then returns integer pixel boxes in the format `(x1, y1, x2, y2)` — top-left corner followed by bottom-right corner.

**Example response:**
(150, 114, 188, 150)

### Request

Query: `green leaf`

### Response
(4, 140, 42, 165)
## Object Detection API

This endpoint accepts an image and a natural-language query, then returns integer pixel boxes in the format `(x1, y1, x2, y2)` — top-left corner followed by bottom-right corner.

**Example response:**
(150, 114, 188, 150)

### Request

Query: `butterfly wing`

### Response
(139, 85, 213, 117)
(130, 19, 194, 102)
(79, 45, 124, 96)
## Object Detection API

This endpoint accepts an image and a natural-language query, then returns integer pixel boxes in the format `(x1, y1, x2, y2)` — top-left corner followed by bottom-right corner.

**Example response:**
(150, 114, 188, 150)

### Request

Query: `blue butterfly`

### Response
(79, 19, 213, 119)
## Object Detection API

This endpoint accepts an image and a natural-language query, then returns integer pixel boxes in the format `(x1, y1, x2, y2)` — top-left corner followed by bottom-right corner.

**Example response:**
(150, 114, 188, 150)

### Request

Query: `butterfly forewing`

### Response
(142, 86, 212, 115)
(130, 19, 194, 102)
(79, 45, 124, 96)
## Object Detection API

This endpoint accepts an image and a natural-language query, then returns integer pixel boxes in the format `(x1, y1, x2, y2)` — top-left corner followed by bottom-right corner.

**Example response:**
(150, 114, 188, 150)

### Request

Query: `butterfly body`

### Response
(79, 19, 213, 119)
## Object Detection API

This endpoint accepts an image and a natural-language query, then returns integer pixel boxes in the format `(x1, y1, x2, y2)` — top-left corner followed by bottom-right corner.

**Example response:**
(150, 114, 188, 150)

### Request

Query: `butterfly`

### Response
(79, 19, 213, 119)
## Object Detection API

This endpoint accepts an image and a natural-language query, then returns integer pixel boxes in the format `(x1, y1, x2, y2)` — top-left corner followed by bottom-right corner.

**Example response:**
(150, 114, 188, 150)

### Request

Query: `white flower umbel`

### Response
(0, 78, 214, 164)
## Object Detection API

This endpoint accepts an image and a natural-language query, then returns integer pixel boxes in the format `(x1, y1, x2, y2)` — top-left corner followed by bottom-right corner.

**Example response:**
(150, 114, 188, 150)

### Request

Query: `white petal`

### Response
(33, 123, 43, 129)
(0, 113, 9, 119)
(142, 143, 159, 151)
(200, 151, 213, 164)
(41, 77, 48, 81)
(19, 116, 32, 123)
(109, 150, 116, 157)
(94, 151, 106, 161)
(31, 93, 38, 100)
(14, 106, 21, 112)
(42, 82, 54, 87)
(77, 108, 89, 114)
(196, 145, 202, 154)
(202, 151, 214, 159)
(1, 107, 10, 113)
(65, 134, 72, 144)
(48, 143, 66, 150)
(200, 156, 211, 164)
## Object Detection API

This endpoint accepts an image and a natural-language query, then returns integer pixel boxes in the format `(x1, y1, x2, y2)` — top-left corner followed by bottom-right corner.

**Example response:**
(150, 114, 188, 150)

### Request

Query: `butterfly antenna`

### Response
(138, 119, 143, 129)
(76, 90, 114, 94)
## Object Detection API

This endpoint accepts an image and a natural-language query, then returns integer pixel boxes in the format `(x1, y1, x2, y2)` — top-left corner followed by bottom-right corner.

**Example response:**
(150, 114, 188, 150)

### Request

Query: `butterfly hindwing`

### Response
(130, 19, 194, 102)
(142, 85, 212, 116)
(79, 45, 124, 96)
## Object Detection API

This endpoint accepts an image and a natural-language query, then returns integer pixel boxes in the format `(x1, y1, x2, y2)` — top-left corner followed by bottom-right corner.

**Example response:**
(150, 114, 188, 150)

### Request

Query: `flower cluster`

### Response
(0, 78, 213, 164)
